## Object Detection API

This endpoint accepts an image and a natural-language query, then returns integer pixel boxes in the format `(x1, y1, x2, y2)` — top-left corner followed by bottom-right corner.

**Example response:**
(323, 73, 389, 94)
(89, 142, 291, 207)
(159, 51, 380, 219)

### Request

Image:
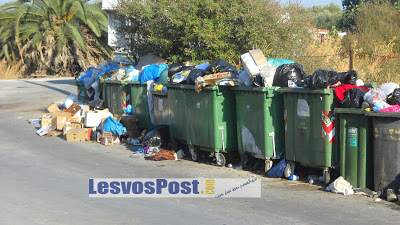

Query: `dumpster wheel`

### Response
(264, 159, 273, 174)
(215, 153, 226, 167)
(323, 168, 330, 184)
(284, 162, 295, 178)
(189, 147, 199, 162)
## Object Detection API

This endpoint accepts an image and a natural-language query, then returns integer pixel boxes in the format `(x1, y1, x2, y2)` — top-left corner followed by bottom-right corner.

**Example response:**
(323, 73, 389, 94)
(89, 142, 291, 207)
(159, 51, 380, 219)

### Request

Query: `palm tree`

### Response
(0, 0, 111, 76)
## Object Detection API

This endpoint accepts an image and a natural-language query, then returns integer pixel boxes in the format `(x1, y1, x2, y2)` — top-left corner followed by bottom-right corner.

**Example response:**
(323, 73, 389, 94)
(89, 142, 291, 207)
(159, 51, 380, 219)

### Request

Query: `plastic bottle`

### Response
(308, 175, 324, 184)
(289, 175, 299, 180)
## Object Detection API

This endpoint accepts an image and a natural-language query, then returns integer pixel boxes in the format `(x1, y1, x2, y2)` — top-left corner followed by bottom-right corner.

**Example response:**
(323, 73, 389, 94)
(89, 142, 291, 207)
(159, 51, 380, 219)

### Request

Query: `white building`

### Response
(102, 0, 127, 48)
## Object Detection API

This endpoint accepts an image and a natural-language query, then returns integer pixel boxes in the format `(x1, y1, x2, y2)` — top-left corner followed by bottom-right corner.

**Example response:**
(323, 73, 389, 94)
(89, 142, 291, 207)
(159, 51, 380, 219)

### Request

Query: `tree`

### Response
(0, 0, 111, 76)
(118, 0, 312, 65)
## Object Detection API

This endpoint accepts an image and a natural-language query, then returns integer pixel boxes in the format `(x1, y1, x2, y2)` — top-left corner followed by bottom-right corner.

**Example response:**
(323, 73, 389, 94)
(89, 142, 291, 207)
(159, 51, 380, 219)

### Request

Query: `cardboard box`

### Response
(50, 111, 72, 118)
(70, 116, 83, 123)
(84, 111, 113, 127)
(63, 123, 84, 135)
(102, 131, 118, 138)
(41, 114, 53, 128)
(249, 49, 268, 66)
(81, 105, 90, 116)
(55, 115, 71, 130)
(195, 72, 234, 92)
(101, 137, 114, 146)
(66, 129, 87, 142)
(65, 104, 82, 116)
(47, 104, 60, 113)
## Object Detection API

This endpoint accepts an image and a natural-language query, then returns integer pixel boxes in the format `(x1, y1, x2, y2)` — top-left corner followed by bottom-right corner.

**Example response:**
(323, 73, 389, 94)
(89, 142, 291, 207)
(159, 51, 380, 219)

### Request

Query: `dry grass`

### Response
(297, 36, 400, 86)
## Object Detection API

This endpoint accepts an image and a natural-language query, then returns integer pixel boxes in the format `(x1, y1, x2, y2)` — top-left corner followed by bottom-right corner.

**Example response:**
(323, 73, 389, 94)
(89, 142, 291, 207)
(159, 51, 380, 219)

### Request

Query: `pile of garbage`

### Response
(32, 93, 179, 161)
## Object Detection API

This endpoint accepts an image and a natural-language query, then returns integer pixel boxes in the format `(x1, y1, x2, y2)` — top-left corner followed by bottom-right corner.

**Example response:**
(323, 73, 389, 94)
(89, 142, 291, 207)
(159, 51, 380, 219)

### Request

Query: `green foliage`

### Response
(0, 0, 111, 76)
(310, 3, 342, 30)
(118, 0, 312, 65)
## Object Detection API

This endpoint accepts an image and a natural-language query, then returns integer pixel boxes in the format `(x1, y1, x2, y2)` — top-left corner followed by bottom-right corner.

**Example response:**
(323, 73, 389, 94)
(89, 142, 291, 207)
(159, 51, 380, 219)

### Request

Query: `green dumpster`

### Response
(233, 86, 285, 173)
(76, 82, 93, 103)
(128, 81, 152, 129)
(279, 88, 338, 183)
(165, 84, 189, 145)
(184, 85, 237, 167)
(335, 108, 373, 189)
(152, 91, 170, 125)
(102, 80, 130, 117)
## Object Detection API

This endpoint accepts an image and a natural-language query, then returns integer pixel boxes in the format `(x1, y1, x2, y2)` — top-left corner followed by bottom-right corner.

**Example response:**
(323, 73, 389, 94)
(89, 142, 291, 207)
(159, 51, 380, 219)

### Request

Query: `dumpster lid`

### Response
(232, 86, 280, 92)
(334, 108, 366, 115)
(365, 111, 400, 118)
(151, 91, 167, 96)
(278, 87, 332, 94)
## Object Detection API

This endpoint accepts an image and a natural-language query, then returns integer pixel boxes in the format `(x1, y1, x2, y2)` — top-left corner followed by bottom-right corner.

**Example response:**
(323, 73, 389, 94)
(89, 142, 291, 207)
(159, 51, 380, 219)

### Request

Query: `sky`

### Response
(0, 0, 343, 8)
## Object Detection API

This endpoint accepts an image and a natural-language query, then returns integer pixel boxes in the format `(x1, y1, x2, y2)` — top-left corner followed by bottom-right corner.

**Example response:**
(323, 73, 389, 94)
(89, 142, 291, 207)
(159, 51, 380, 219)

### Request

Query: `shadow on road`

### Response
(23, 80, 72, 95)
(45, 79, 75, 86)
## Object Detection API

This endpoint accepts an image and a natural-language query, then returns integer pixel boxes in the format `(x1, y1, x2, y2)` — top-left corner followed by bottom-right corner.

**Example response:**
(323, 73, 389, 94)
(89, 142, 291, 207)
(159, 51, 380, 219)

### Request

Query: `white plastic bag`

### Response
(260, 66, 278, 87)
(379, 82, 399, 97)
(326, 176, 354, 196)
(64, 93, 78, 109)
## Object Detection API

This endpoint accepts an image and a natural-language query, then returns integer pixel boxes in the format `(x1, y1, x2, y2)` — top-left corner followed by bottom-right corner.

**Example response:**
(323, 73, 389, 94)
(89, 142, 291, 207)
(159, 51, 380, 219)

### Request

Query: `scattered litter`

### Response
(326, 176, 354, 196)
(374, 198, 382, 202)
(176, 149, 185, 159)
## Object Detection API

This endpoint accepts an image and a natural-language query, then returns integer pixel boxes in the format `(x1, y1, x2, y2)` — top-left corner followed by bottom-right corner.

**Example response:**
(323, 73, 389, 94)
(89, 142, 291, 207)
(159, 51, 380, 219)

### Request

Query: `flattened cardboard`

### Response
(249, 49, 268, 66)
(65, 104, 82, 116)
(195, 72, 233, 92)
(47, 104, 60, 113)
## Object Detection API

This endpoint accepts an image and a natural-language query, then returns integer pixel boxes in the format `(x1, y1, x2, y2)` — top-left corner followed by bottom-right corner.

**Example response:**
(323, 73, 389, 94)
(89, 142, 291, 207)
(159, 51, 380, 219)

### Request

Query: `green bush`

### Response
(117, 0, 312, 66)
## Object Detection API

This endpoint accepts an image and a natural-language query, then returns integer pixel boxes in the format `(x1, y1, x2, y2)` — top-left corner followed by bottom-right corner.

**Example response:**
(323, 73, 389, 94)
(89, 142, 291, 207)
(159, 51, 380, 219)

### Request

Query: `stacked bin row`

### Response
(98, 80, 400, 193)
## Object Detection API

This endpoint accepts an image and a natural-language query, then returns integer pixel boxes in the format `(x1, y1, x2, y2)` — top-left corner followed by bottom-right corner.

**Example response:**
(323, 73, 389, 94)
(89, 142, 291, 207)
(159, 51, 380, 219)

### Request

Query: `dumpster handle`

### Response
(268, 132, 276, 158)
(219, 126, 225, 151)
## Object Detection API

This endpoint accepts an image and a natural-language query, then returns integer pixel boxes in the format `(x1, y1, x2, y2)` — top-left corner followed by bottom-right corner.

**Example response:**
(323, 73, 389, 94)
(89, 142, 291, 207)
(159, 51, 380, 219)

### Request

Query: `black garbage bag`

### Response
(340, 88, 366, 108)
(142, 125, 170, 148)
(168, 63, 185, 77)
(387, 88, 400, 105)
(304, 70, 357, 89)
(187, 69, 206, 85)
(272, 63, 306, 87)
(204, 58, 238, 75)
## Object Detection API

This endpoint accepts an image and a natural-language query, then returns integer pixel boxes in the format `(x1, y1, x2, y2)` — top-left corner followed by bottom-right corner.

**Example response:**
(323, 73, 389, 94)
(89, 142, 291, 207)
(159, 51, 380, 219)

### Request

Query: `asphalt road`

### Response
(0, 78, 399, 225)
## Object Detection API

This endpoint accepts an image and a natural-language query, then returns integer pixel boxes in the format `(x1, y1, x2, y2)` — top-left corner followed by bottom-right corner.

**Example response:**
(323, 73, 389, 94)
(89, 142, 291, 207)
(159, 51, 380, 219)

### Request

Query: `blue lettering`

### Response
(169, 182, 179, 194)
(110, 182, 120, 194)
(121, 182, 132, 194)
(145, 182, 155, 194)
(132, 182, 144, 194)
(98, 182, 108, 194)
(192, 180, 200, 194)
(180, 181, 191, 194)
(89, 179, 97, 194)
(156, 179, 168, 194)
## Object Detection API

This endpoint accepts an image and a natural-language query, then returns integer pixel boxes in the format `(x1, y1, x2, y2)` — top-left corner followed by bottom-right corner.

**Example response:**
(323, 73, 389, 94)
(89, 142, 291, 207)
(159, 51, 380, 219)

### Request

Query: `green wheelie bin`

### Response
(165, 84, 189, 146)
(128, 81, 152, 129)
(184, 85, 237, 167)
(76, 82, 93, 103)
(152, 91, 170, 125)
(335, 108, 374, 189)
(102, 80, 130, 117)
(279, 88, 338, 183)
(233, 86, 285, 173)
